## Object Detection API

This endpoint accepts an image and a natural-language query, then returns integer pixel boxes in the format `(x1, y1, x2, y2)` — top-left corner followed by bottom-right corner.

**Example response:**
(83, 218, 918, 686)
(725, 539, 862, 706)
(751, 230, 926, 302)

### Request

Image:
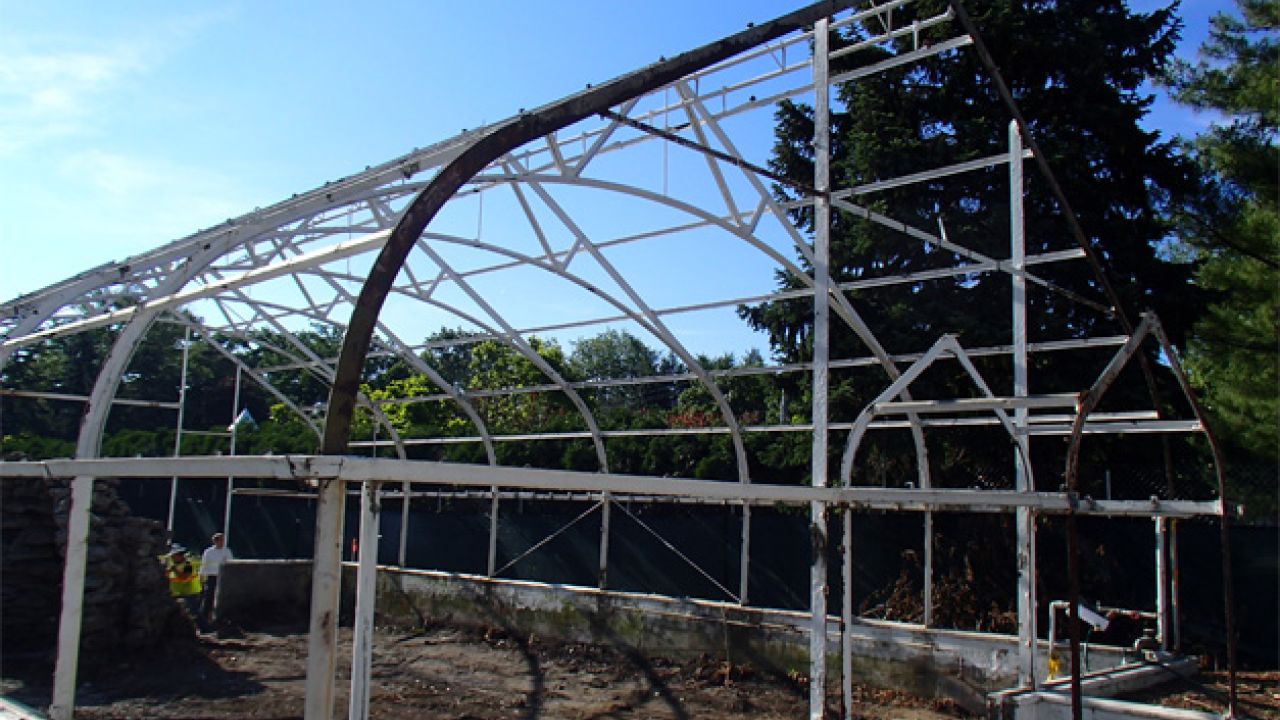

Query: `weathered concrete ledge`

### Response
(218, 559, 1136, 711)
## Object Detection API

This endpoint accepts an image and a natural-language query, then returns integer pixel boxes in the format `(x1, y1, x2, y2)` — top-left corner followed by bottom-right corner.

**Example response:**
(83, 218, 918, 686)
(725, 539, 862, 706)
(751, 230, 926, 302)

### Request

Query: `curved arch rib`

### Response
(838, 334, 1027, 486)
(311, 7, 861, 719)
(506, 165, 748, 482)
(413, 240, 607, 469)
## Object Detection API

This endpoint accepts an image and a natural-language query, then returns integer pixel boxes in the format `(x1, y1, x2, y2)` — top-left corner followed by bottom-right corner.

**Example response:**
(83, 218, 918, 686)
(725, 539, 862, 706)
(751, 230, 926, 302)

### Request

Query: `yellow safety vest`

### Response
(166, 559, 203, 597)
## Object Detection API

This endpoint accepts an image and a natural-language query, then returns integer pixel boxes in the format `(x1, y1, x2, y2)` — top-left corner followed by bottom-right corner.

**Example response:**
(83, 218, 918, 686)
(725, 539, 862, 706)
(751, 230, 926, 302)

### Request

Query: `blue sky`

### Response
(0, 1, 1233, 354)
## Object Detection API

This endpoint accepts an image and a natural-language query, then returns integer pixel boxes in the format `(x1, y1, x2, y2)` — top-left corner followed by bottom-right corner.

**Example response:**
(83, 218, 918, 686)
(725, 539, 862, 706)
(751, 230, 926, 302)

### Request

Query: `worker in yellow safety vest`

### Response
(166, 546, 204, 627)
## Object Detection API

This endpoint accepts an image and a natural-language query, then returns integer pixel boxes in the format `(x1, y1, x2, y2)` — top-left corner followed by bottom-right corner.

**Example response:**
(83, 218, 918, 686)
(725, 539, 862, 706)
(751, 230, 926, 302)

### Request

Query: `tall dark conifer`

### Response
(743, 0, 1200, 482)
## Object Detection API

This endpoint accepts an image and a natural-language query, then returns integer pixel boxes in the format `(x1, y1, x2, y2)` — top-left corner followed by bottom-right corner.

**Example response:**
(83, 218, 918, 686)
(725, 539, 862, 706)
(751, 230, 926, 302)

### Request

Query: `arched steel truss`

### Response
(0, 2, 1237, 719)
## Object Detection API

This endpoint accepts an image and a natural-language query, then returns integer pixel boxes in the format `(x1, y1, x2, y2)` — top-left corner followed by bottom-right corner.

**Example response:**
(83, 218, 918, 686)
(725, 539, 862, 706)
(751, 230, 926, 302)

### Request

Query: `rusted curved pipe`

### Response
(321, 0, 856, 457)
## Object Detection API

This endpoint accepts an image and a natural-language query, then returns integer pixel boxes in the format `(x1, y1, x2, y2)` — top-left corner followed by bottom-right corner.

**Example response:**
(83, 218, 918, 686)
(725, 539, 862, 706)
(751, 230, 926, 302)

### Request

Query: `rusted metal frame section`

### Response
(670, 89, 928, 518)
(198, 277, 405, 705)
(947, 15, 1199, 675)
(838, 333, 1025, 652)
(667, 83, 933, 478)
(449, 170, 835, 453)
(543, 130, 571, 176)
(508, 167, 751, 594)
(1061, 312, 1237, 717)
(947, 0, 1125, 327)
(1, 455, 1223, 520)
(1009, 119, 1038, 689)
(568, 98, 640, 177)
(812, 19, 834, 718)
(830, 197, 1111, 315)
(316, 7, 880, 719)
(283, 258, 498, 575)
(211, 282, 409, 462)
(1142, 318, 1237, 716)
(599, 108, 823, 200)
(668, 95, 746, 221)
(268, 241, 498, 466)
(47, 240, 226, 720)
(412, 237, 609, 586)
(412, 241, 607, 469)
(535, 1, 930, 175)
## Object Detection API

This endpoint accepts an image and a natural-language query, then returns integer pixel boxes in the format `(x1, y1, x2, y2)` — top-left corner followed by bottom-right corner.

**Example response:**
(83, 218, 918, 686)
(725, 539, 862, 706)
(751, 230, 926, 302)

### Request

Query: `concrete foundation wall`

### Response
(1009, 694, 1220, 720)
(216, 560, 1129, 711)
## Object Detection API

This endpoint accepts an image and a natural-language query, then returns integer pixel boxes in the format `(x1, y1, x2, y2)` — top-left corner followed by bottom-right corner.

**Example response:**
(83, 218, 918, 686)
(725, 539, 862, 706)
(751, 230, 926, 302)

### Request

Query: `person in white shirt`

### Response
(199, 532, 233, 628)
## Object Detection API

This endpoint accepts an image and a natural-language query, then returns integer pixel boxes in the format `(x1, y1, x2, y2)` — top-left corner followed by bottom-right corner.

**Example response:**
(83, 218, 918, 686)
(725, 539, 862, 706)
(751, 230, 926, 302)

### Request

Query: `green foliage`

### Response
(1165, 0, 1278, 462)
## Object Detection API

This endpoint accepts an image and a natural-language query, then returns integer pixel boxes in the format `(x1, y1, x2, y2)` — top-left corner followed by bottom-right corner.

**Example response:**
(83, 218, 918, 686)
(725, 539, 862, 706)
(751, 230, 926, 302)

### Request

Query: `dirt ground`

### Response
(1, 624, 969, 720)
(1121, 670, 1280, 719)
(4, 626, 1277, 719)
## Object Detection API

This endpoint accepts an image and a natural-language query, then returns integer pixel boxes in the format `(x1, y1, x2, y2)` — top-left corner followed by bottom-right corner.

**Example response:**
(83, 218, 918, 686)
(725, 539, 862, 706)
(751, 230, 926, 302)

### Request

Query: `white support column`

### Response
(304, 476, 346, 720)
(167, 326, 191, 533)
(598, 492, 612, 589)
(841, 508, 854, 718)
(223, 365, 241, 542)
(739, 503, 751, 604)
(810, 16, 832, 720)
(923, 512, 934, 627)
(1155, 517, 1170, 650)
(1010, 119, 1038, 688)
(350, 480, 382, 720)
(49, 475, 93, 720)
(1169, 519, 1181, 651)
(488, 487, 500, 577)
(399, 480, 410, 567)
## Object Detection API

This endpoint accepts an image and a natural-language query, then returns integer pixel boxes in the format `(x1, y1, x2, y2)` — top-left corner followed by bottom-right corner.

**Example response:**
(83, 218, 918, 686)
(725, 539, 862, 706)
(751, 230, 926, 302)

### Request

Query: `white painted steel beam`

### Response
(1011, 120, 1038, 690)
(811, 18, 832, 720)
(0, 388, 181, 409)
(0, 455, 1223, 518)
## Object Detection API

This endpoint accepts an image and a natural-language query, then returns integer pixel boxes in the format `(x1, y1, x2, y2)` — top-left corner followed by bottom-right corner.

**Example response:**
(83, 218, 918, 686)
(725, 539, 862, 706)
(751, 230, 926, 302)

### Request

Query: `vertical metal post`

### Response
(1169, 519, 1181, 651)
(1010, 120, 1037, 688)
(304, 476, 346, 720)
(598, 493, 612, 589)
(49, 475, 93, 720)
(1155, 517, 1170, 650)
(350, 480, 382, 720)
(399, 480, 410, 567)
(922, 512, 933, 627)
(810, 16, 831, 720)
(167, 326, 191, 533)
(739, 503, 751, 604)
(488, 487, 500, 577)
(223, 366, 241, 542)
(841, 509, 854, 720)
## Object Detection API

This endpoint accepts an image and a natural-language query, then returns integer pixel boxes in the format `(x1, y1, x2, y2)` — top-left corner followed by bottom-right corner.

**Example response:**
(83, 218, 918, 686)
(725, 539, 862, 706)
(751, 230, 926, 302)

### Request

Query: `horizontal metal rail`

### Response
(0, 455, 1220, 518)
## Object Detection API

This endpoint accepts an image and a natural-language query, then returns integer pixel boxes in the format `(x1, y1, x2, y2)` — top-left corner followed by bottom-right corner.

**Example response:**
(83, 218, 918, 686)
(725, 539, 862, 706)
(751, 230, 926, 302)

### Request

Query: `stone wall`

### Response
(1, 477, 187, 657)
